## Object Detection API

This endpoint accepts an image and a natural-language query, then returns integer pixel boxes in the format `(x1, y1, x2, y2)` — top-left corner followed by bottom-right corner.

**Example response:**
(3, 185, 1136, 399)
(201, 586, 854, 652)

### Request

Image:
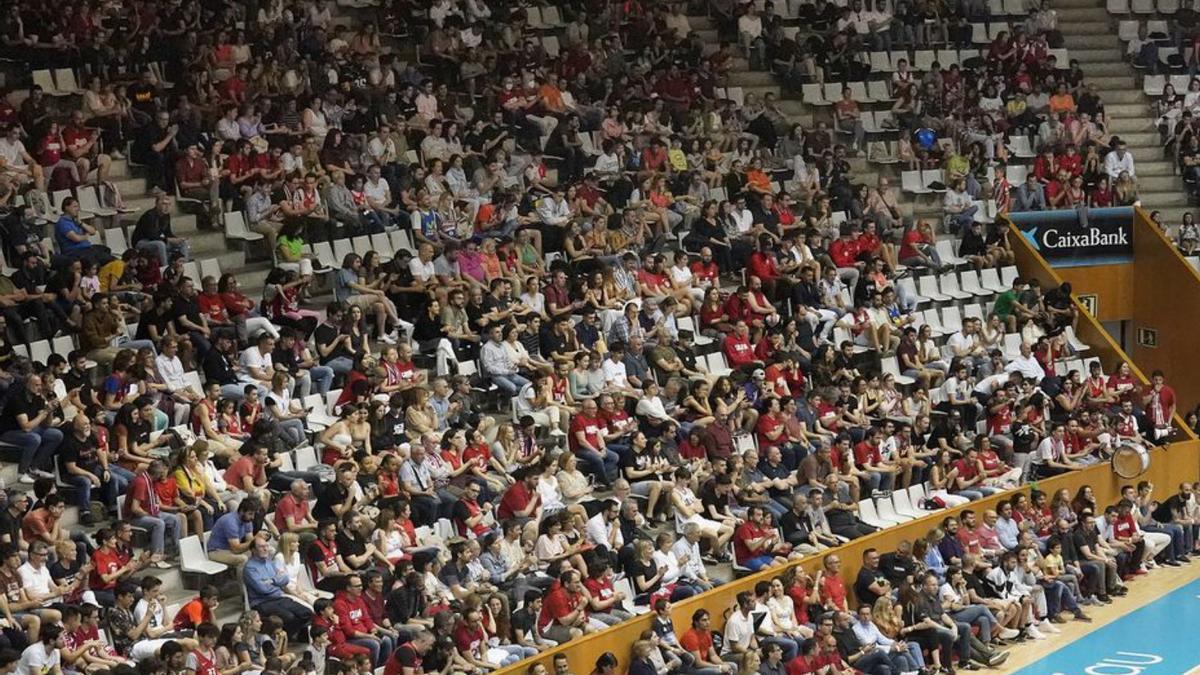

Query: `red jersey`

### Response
(333, 591, 376, 637)
(733, 521, 770, 563)
(497, 481, 536, 520)
(748, 252, 778, 281)
(723, 334, 755, 367)
(828, 238, 860, 267)
(569, 414, 605, 453)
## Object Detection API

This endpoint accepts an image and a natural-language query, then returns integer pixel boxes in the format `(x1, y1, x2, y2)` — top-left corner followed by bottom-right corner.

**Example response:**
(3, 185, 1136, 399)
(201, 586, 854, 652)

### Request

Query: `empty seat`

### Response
(958, 270, 993, 297)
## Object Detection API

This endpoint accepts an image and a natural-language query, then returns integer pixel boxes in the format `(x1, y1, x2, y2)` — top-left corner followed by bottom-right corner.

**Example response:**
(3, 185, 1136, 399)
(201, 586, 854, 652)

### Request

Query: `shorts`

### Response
(131, 639, 173, 661)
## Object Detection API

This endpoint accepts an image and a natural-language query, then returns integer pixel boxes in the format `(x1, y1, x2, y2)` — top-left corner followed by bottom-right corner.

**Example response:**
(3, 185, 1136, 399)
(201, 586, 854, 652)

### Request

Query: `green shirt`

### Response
(993, 289, 1017, 317)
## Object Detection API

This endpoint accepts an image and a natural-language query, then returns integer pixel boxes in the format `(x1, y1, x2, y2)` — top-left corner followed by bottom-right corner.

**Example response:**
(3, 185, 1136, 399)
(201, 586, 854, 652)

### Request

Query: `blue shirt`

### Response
(244, 555, 288, 605)
(208, 512, 253, 552)
(55, 216, 91, 253)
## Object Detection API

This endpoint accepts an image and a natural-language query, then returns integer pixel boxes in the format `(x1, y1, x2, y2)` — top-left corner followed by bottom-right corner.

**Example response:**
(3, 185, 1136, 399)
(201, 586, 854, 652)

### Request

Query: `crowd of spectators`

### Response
(0, 0, 1187, 674)
(609, 478, 1200, 675)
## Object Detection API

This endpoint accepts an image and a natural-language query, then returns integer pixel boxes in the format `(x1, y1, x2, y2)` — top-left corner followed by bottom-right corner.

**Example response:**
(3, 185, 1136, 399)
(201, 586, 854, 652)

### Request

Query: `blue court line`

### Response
(1013, 575, 1200, 674)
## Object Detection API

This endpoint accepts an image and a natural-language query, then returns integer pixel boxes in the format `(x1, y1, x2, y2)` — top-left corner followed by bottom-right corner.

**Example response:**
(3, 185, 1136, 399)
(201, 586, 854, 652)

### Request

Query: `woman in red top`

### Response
(38, 121, 83, 186)
(783, 567, 812, 627)
(698, 288, 733, 335)
(1107, 362, 1138, 402)
(1089, 175, 1114, 208)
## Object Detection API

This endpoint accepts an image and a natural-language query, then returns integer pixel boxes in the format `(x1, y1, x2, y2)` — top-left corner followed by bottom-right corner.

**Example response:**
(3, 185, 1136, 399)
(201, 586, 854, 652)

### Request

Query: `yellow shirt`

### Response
(668, 148, 688, 172)
(98, 259, 125, 292)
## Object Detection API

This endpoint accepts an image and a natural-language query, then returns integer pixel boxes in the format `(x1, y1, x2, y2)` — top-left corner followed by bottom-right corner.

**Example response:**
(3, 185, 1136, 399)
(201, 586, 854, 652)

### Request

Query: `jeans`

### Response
(761, 636, 798, 662)
(253, 596, 315, 641)
(220, 383, 247, 401)
(574, 448, 620, 487)
(136, 239, 190, 267)
(1145, 522, 1187, 560)
(299, 366, 334, 398)
(490, 372, 531, 395)
(349, 635, 394, 667)
(66, 473, 122, 515)
(326, 356, 354, 376)
(4, 427, 63, 475)
(128, 512, 183, 555)
(951, 605, 997, 643)
(852, 648, 893, 675)
(277, 418, 307, 445)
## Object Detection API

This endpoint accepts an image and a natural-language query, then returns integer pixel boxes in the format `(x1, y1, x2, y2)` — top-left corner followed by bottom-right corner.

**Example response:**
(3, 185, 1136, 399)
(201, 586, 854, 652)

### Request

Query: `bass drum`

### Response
(1111, 443, 1151, 479)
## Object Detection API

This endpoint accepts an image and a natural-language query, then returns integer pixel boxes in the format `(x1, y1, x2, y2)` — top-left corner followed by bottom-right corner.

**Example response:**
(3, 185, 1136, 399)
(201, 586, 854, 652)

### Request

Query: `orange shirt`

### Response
(1048, 93, 1076, 114)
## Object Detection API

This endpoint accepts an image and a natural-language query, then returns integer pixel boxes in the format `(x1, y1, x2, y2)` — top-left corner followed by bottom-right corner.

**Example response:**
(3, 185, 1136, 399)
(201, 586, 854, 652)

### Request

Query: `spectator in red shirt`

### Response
(122, 460, 182, 565)
(333, 574, 398, 666)
(723, 321, 762, 372)
(313, 597, 373, 660)
(537, 570, 598, 644)
(680, 609, 732, 674)
(815, 554, 848, 613)
(827, 225, 863, 297)
(749, 235, 787, 301)
(732, 505, 789, 571)
(497, 468, 542, 542)
(274, 480, 318, 544)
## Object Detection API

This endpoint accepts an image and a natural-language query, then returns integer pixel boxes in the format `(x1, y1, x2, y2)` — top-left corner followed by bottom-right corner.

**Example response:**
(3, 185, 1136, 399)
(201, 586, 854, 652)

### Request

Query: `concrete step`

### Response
(1102, 89, 1148, 104)
(1085, 75, 1140, 89)
(1067, 47, 1126, 63)
(1106, 102, 1154, 118)
(1057, 0, 1104, 8)
(1061, 22, 1113, 39)
(1108, 116, 1157, 133)
(1136, 175, 1185, 191)
(1077, 61, 1140, 76)
(1134, 190, 1190, 206)
(725, 70, 779, 87)
(1116, 131, 1162, 146)
(1057, 7, 1112, 20)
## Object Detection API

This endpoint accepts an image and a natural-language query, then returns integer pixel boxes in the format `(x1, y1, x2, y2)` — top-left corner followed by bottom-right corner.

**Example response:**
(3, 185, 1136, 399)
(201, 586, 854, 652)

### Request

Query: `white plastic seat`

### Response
(893, 490, 923, 518)
(870, 51, 893, 73)
(224, 211, 263, 242)
(78, 185, 118, 217)
(935, 240, 969, 267)
(962, 303, 985, 323)
(1143, 74, 1167, 97)
(999, 265, 1018, 286)
(857, 499, 893, 529)
(940, 305, 963, 333)
(182, 261, 201, 284)
(180, 536, 229, 576)
(706, 352, 732, 377)
(897, 276, 930, 306)
(1108, 0, 1130, 12)
(1007, 135, 1035, 158)
(881, 356, 916, 386)
(200, 258, 221, 282)
(922, 169, 946, 192)
(917, 276, 952, 302)
(833, 326, 872, 354)
(32, 70, 64, 96)
(332, 238, 354, 265)
(849, 81, 874, 103)
(1132, 0, 1154, 13)
(1005, 164, 1029, 185)
(370, 233, 395, 260)
(1003, 333, 1023, 359)
(867, 80, 892, 102)
(53, 68, 84, 95)
(876, 496, 913, 523)
(104, 228, 128, 256)
(351, 235, 372, 257)
(922, 309, 953, 337)
(913, 50, 936, 71)
(979, 268, 1007, 293)
(312, 241, 339, 269)
(802, 83, 832, 106)
(958, 270, 993, 297)
(901, 170, 930, 195)
(1064, 326, 1091, 352)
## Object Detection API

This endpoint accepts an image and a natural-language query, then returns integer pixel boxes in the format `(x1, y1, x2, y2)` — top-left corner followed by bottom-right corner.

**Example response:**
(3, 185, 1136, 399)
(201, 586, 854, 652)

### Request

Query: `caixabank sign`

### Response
(1010, 206, 1134, 267)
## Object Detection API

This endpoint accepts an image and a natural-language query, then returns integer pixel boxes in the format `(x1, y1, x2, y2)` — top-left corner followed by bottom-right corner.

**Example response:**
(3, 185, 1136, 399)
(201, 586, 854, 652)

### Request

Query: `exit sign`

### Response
(1137, 327, 1158, 348)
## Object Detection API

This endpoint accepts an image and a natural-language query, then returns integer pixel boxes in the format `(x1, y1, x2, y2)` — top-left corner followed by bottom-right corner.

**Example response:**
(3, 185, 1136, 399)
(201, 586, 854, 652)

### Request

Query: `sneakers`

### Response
(998, 627, 1019, 640)
(1039, 619, 1061, 634)
(1074, 612, 1093, 622)
(1025, 625, 1046, 640)
(379, 333, 398, 345)
(153, 560, 173, 569)
(987, 652, 1010, 667)
(18, 474, 34, 485)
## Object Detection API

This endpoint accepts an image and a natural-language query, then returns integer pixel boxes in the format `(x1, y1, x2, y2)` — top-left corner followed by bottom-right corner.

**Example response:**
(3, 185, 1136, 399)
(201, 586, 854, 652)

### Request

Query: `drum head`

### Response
(1111, 445, 1150, 479)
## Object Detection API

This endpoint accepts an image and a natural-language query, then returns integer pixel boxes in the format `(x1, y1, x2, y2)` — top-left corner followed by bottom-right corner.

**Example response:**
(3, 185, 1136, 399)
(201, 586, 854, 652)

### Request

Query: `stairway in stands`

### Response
(1058, 0, 1189, 221)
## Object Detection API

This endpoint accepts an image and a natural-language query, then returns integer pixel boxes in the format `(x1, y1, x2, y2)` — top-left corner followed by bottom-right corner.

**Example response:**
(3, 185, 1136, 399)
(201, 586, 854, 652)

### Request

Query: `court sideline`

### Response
(1004, 563, 1200, 672)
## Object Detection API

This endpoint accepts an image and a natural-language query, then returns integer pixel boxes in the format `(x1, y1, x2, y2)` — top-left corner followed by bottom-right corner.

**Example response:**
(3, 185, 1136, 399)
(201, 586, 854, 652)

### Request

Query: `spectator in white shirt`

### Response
(585, 499, 623, 551)
(1103, 140, 1136, 180)
(671, 524, 713, 591)
(1005, 342, 1046, 382)
(737, 6, 766, 68)
(154, 337, 200, 426)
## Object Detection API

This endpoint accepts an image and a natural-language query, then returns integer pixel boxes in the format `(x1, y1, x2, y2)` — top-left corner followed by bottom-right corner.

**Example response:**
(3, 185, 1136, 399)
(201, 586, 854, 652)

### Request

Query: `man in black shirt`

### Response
(10, 252, 61, 335)
(779, 493, 823, 554)
(879, 540, 918, 587)
(202, 334, 244, 400)
(1152, 483, 1198, 550)
(59, 413, 119, 525)
(174, 278, 215, 356)
(126, 71, 162, 119)
(0, 491, 28, 548)
(132, 194, 189, 267)
(831, 609, 902, 675)
(853, 548, 891, 608)
(314, 302, 354, 375)
(386, 630, 434, 674)
(0, 373, 63, 481)
(132, 110, 179, 193)
(313, 462, 358, 521)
